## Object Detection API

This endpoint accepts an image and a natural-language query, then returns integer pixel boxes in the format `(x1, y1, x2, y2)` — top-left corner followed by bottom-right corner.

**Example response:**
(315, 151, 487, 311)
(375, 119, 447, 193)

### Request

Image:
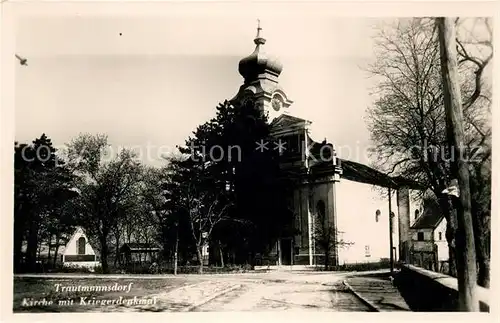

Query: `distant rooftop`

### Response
(411, 203, 444, 230)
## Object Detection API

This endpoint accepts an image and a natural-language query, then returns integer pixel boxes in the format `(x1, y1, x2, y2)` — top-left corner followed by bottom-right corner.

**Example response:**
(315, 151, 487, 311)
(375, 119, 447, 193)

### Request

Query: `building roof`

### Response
(64, 226, 99, 254)
(20, 226, 99, 258)
(270, 112, 425, 190)
(307, 156, 424, 190)
(411, 198, 444, 230)
(270, 114, 311, 132)
(411, 212, 444, 229)
(339, 159, 425, 190)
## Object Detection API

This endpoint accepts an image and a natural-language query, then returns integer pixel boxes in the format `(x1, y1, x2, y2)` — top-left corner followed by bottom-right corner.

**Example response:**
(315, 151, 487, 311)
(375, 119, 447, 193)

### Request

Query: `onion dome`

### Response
(238, 21, 283, 83)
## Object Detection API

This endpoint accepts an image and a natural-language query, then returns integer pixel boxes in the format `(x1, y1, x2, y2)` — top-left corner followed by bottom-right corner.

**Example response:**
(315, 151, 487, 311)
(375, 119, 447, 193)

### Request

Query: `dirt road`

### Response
(14, 270, 403, 312)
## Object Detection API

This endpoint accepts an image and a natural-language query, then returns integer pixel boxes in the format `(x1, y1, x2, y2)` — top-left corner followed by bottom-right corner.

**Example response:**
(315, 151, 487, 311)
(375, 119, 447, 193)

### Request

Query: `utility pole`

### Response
(388, 187, 394, 273)
(436, 17, 478, 312)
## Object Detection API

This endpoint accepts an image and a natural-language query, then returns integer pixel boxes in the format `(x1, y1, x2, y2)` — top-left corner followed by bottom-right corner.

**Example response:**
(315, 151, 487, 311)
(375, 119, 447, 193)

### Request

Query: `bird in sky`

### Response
(15, 54, 28, 66)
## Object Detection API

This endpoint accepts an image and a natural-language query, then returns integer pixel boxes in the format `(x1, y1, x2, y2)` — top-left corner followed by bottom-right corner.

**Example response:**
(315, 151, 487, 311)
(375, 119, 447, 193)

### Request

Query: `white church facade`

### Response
(231, 24, 428, 267)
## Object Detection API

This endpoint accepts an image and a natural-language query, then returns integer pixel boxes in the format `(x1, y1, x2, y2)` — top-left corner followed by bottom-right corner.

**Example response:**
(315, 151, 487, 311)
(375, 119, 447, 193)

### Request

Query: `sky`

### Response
(15, 15, 383, 166)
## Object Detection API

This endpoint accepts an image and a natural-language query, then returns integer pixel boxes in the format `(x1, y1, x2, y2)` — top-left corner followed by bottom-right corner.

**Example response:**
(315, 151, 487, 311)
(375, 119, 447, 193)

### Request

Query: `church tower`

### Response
(230, 21, 293, 121)
(230, 22, 342, 268)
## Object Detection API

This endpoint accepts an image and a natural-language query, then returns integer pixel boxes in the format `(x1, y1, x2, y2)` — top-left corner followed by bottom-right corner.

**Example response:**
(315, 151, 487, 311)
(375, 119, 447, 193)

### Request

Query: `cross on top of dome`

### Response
(238, 19, 283, 83)
(254, 19, 265, 45)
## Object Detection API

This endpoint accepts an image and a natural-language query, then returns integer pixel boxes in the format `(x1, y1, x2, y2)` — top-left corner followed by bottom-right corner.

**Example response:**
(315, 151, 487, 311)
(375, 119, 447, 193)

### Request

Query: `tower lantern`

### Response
(231, 20, 293, 118)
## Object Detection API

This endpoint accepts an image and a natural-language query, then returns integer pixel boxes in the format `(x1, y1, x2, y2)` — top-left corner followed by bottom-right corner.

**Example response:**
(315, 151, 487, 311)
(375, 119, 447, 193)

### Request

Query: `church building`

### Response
(229, 24, 425, 267)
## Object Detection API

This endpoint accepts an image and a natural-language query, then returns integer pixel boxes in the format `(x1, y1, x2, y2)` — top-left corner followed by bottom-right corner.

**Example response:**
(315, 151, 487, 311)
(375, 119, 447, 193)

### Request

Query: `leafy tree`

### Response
(138, 166, 170, 244)
(66, 133, 143, 273)
(14, 134, 78, 272)
(161, 156, 197, 272)
(164, 99, 292, 271)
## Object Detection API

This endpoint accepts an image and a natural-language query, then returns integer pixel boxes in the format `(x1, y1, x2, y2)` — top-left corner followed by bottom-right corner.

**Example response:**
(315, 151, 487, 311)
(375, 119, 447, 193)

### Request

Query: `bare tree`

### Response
(185, 186, 231, 274)
(313, 224, 353, 270)
(365, 18, 491, 283)
(164, 153, 233, 274)
(455, 17, 492, 288)
(312, 200, 353, 269)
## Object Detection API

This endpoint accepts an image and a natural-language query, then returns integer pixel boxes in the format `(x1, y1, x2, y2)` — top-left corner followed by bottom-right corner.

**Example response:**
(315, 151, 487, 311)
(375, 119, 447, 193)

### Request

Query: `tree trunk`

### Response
(13, 224, 24, 273)
(437, 17, 479, 312)
(324, 248, 329, 270)
(196, 246, 203, 274)
(438, 195, 458, 276)
(448, 241, 457, 277)
(47, 234, 52, 267)
(475, 229, 490, 287)
(53, 239, 60, 268)
(25, 219, 39, 272)
(477, 258, 490, 288)
(174, 230, 179, 275)
(100, 235, 110, 274)
(470, 169, 490, 288)
(218, 240, 224, 268)
(114, 234, 120, 268)
(13, 206, 26, 273)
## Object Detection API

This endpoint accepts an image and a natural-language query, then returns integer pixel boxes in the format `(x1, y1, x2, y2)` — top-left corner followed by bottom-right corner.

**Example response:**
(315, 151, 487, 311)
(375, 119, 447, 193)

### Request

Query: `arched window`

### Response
(77, 237, 86, 255)
(415, 209, 420, 220)
(375, 209, 381, 222)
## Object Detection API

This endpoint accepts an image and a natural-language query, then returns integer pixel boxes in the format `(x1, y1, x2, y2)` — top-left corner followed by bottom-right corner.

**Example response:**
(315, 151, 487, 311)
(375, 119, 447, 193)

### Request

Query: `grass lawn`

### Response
(13, 276, 191, 312)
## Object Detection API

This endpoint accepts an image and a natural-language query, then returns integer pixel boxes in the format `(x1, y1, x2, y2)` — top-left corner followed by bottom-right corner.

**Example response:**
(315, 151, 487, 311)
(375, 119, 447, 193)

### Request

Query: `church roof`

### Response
(304, 143, 424, 189)
(270, 114, 311, 129)
(269, 113, 425, 190)
(339, 159, 425, 189)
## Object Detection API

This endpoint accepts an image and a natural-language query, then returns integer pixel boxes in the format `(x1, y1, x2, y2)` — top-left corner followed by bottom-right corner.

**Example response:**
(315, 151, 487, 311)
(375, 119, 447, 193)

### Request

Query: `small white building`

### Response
(61, 226, 100, 270)
(409, 199, 448, 271)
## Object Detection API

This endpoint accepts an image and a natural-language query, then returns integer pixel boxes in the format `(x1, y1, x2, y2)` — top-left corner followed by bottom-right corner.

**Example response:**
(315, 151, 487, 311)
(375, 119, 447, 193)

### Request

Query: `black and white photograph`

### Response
(2, 1, 495, 316)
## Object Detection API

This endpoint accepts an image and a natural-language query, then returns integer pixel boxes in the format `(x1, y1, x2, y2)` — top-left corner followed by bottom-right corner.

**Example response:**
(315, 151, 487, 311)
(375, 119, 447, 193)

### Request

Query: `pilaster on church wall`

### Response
(327, 176, 336, 227)
(291, 187, 302, 249)
(304, 177, 337, 262)
(288, 184, 312, 265)
(300, 185, 310, 252)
